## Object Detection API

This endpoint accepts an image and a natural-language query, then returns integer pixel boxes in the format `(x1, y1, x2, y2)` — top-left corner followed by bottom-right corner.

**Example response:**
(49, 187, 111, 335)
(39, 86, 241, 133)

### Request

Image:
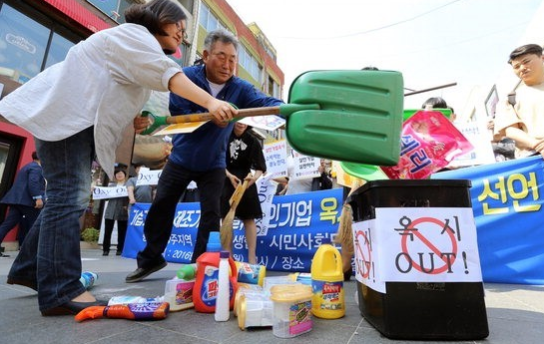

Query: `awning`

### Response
(43, 0, 112, 33)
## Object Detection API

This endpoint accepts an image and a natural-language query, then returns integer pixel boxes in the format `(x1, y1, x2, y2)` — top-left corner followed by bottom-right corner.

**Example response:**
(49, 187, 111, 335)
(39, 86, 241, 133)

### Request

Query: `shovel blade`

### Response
(287, 70, 403, 166)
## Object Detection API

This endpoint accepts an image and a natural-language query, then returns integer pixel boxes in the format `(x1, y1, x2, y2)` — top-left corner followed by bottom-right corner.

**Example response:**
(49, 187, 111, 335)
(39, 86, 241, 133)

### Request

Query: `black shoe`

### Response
(0, 251, 9, 257)
(41, 299, 108, 316)
(7, 277, 37, 291)
(125, 261, 167, 283)
(102, 251, 109, 256)
(344, 267, 353, 282)
(115, 251, 122, 256)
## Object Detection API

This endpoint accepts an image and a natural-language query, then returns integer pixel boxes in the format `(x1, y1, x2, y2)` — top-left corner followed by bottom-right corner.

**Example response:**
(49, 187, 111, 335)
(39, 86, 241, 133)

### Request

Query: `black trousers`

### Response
(137, 160, 225, 268)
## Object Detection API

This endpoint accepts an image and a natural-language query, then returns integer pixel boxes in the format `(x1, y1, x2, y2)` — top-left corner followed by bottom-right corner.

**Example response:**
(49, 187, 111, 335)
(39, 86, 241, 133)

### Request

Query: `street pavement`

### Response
(1, 248, 543, 344)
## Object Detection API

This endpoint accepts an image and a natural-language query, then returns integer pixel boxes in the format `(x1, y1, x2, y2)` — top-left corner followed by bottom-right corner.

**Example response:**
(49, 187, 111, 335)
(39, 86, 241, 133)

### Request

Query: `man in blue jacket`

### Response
(0, 151, 45, 256)
(127, 29, 283, 282)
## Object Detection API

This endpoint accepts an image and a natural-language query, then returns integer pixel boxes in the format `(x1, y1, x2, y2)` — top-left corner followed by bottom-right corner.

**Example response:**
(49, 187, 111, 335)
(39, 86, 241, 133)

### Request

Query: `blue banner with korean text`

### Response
(123, 188, 343, 272)
(433, 155, 544, 284)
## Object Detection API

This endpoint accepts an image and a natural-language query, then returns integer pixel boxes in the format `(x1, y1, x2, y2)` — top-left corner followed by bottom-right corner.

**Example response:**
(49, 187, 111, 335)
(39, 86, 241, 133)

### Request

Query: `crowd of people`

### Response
(0, 0, 541, 317)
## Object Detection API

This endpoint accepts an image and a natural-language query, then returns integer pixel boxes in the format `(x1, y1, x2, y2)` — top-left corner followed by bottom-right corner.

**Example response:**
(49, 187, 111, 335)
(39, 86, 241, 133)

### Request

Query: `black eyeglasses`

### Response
(175, 22, 188, 41)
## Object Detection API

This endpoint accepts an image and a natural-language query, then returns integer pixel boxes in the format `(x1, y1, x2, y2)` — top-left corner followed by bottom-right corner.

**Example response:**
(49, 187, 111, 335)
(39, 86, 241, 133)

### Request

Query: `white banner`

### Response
(92, 186, 128, 200)
(263, 140, 287, 179)
(254, 177, 277, 236)
(136, 167, 161, 186)
(450, 120, 495, 167)
(292, 151, 320, 180)
(239, 115, 285, 131)
(354, 207, 483, 293)
(136, 167, 195, 189)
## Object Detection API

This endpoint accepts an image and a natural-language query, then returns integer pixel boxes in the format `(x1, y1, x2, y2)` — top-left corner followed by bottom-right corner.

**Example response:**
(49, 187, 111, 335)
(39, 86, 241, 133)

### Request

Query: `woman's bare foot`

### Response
(72, 291, 97, 302)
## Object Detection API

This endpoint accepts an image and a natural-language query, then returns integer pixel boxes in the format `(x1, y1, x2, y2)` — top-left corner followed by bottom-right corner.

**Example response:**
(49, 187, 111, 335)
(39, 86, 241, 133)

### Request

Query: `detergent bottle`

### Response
(193, 232, 238, 313)
(80, 271, 98, 290)
(235, 261, 266, 286)
(164, 264, 196, 311)
(311, 238, 345, 319)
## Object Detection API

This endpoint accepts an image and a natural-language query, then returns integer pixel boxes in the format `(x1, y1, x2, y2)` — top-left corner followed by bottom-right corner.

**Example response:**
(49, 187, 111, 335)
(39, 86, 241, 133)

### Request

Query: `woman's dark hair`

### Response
(124, 0, 187, 37)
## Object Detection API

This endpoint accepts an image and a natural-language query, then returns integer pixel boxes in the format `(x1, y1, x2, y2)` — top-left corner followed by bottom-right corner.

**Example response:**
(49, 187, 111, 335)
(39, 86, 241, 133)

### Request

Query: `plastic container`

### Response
(269, 284, 313, 338)
(164, 265, 196, 312)
(80, 271, 98, 290)
(234, 284, 263, 317)
(235, 261, 266, 286)
(263, 276, 298, 294)
(108, 296, 164, 306)
(311, 238, 345, 319)
(193, 232, 238, 313)
(236, 290, 274, 330)
(289, 272, 312, 286)
(214, 251, 231, 321)
(347, 179, 489, 340)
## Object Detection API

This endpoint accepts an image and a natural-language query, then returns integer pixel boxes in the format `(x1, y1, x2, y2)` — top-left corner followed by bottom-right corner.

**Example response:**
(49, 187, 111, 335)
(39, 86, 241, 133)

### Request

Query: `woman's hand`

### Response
(133, 114, 152, 134)
(226, 171, 240, 189)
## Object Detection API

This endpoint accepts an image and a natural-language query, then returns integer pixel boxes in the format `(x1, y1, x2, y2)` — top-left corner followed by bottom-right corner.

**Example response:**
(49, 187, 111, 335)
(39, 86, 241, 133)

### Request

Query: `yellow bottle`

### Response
(311, 238, 345, 319)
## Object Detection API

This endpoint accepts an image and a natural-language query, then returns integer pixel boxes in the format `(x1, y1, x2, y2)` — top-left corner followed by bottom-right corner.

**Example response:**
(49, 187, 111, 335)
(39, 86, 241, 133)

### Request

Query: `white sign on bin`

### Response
(353, 207, 483, 293)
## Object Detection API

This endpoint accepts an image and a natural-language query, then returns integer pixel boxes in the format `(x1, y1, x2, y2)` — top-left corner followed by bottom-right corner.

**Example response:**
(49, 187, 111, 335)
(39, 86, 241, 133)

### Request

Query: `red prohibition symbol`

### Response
(355, 230, 372, 279)
(400, 217, 458, 274)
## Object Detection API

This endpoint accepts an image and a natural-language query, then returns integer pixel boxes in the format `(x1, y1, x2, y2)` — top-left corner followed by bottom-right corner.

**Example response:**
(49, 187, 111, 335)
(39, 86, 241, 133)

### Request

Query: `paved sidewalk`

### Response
(1, 248, 543, 344)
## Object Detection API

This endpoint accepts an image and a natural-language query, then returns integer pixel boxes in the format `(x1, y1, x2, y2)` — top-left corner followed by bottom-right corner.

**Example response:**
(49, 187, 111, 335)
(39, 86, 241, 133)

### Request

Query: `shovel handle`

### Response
(166, 106, 282, 125)
(230, 174, 251, 210)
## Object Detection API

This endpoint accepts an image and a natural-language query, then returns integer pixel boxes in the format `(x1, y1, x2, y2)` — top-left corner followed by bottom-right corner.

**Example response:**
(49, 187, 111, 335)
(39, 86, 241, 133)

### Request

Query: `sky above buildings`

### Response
(227, 0, 543, 114)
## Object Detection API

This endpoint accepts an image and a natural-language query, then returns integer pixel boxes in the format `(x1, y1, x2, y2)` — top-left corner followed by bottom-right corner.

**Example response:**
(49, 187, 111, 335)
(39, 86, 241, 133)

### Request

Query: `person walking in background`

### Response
(126, 29, 283, 283)
(221, 122, 266, 264)
(126, 163, 154, 206)
(494, 44, 544, 159)
(0, 0, 236, 316)
(102, 168, 129, 256)
(0, 151, 45, 256)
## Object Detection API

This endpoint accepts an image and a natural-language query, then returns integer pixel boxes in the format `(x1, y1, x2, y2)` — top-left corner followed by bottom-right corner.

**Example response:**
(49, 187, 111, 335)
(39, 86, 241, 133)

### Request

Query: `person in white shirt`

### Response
(0, 0, 236, 317)
(494, 44, 544, 158)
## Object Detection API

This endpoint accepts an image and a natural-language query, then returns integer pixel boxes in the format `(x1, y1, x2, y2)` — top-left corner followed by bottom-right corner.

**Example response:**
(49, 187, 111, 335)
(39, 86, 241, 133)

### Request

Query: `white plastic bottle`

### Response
(214, 250, 230, 321)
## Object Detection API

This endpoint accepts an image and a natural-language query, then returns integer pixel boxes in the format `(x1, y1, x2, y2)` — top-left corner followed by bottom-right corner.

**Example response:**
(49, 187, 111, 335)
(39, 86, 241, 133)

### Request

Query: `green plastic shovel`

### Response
(142, 70, 404, 166)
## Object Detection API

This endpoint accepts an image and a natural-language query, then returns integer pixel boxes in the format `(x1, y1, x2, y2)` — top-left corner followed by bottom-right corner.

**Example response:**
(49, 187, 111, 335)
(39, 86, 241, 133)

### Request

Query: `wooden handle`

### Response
(230, 174, 251, 209)
(166, 106, 282, 125)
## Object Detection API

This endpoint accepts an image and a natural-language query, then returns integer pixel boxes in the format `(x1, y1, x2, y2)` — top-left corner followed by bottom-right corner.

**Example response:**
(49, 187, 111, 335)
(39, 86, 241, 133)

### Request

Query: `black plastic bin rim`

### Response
(353, 179, 471, 192)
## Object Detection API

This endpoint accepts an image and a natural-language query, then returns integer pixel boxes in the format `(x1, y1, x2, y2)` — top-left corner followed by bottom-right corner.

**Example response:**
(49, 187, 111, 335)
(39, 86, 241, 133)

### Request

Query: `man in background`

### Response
(0, 151, 45, 256)
(494, 44, 544, 158)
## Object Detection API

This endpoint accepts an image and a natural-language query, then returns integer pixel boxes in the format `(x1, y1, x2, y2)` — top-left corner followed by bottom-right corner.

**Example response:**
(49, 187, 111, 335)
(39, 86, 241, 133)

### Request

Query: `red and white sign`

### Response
(353, 207, 482, 293)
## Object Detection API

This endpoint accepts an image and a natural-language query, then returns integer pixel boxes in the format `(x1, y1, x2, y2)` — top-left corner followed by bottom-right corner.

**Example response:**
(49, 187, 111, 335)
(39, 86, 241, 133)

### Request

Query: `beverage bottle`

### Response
(311, 238, 345, 319)
(214, 251, 230, 321)
(80, 271, 98, 290)
(164, 264, 196, 311)
(193, 232, 238, 313)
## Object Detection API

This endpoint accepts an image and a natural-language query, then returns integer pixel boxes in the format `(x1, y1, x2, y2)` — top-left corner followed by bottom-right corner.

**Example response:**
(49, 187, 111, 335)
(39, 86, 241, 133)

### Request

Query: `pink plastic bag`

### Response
(381, 110, 473, 179)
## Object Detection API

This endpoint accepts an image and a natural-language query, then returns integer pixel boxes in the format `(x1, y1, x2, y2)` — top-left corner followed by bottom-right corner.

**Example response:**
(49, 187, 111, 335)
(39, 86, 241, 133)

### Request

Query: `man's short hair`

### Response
(204, 29, 239, 52)
(32, 151, 38, 160)
(508, 44, 543, 64)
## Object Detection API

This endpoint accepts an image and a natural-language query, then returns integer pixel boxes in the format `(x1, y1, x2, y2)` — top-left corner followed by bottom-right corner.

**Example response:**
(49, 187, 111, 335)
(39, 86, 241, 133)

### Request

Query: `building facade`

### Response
(0, 0, 284, 247)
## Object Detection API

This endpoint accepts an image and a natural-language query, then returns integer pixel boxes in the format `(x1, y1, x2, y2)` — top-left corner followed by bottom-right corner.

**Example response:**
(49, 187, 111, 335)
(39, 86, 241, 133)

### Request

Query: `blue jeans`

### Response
(137, 160, 225, 268)
(9, 127, 94, 311)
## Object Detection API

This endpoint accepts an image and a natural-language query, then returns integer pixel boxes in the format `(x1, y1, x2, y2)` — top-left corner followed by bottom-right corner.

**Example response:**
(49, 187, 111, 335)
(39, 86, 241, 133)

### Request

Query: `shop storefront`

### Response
(0, 0, 117, 247)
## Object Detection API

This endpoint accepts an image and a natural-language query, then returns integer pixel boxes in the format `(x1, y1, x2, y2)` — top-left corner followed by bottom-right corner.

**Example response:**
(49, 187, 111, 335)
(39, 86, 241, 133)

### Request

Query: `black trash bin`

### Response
(347, 179, 489, 340)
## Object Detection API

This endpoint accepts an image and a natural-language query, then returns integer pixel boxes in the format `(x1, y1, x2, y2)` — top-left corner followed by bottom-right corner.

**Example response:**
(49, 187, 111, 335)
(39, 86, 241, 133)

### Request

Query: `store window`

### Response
(0, 4, 49, 83)
(86, 0, 133, 23)
(0, 4, 75, 83)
